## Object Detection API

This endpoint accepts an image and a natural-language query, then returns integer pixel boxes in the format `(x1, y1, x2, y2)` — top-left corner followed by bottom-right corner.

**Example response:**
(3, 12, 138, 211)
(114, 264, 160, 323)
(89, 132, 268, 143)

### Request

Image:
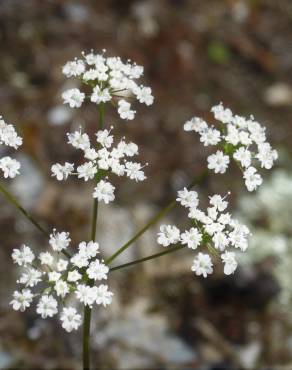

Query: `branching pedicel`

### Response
(0, 50, 277, 369)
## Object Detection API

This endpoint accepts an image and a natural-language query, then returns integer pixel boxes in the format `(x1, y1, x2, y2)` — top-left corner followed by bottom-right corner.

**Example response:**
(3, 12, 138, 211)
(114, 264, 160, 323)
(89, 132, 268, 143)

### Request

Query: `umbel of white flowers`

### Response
(51, 127, 147, 203)
(157, 190, 250, 277)
(61, 50, 154, 120)
(0, 116, 22, 179)
(10, 230, 113, 332)
(184, 103, 278, 192)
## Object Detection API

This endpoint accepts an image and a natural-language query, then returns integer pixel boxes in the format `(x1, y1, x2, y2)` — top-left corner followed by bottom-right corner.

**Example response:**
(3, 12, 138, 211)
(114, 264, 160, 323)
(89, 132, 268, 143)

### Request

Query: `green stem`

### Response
(83, 103, 104, 370)
(110, 244, 185, 272)
(83, 306, 91, 370)
(90, 199, 98, 241)
(0, 181, 49, 237)
(0, 182, 72, 259)
(105, 169, 208, 265)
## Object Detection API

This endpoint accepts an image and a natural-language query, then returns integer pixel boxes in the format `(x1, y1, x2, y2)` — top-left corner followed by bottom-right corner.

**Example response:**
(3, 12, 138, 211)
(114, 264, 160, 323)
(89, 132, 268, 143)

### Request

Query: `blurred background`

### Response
(0, 0, 292, 368)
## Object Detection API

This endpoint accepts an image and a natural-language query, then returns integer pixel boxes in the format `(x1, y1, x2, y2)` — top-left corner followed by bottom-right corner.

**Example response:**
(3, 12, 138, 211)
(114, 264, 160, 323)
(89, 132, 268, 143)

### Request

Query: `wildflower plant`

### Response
(0, 50, 278, 369)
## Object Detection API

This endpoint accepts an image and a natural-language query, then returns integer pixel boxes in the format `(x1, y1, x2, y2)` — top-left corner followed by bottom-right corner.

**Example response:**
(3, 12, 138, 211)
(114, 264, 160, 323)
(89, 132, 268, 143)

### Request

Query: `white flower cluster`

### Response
(10, 230, 113, 332)
(61, 50, 154, 120)
(184, 103, 278, 191)
(0, 116, 22, 179)
(51, 128, 147, 203)
(157, 188, 250, 277)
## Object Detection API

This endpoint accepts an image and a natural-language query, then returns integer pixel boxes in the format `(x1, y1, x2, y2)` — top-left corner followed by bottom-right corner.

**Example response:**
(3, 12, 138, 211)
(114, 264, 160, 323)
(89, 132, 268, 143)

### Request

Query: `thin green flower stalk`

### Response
(110, 244, 186, 272)
(0, 181, 49, 237)
(0, 182, 71, 260)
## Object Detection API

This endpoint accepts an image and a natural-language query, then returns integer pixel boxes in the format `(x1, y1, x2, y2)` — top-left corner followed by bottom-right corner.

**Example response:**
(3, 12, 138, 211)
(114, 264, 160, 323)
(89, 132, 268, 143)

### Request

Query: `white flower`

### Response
(51, 162, 74, 181)
(233, 147, 252, 168)
(75, 284, 96, 307)
(57, 259, 68, 272)
(248, 120, 266, 144)
(256, 143, 278, 170)
(118, 100, 135, 120)
(209, 194, 228, 212)
(77, 162, 97, 181)
(84, 241, 99, 258)
(96, 129, 114, 148)
(212, 232, 229, 251)
(200, 128, 221, 146)
(176, 188, 199, 209)
(67, 131, 90, 151)
(54, 280, 69, 298)
(87, 260, 109, 281)
(84, 148, 98, 161)
(125, 162, 146, 181)
(95, 284, 113, 307)
(93, 180, 115, 203)
(191, 253, 213, 278)
(18, 268, 42, 287)
(60, 307, 82, 332)
(204, 221, 224, 236)
(221, 251, 238, 275)
(71, 252, 89, 269)
(157, 225, 180, 247)
(62, 88, 85, 108)
(229, 221, 250, 251)
(67, 270, 82, 282)
(39, 252, 54, 266)
(181, 228, 202, 249)
(184, 117, 208, 133)
(207, 151, 230, 174)
(48, 271, 61, 282)
(10, 289, 33, 312)
(85, 52, 105, 65)
(225, 124, 240, 145)
(83, 68, 99, 81)
(243, 166, 263, 192)
(12, 245, 35, 266)
(211, 103, 233, 124)
(91, 86, 111, 104)
(128, 64, 144, 78)
(77, 241, 99, 259)
(188, 208, 209, 223)
(134, 86, 154, 105)
(49, 230, 71, 252)
(36, 295, 58, 318)
(218, 212, 231, 225)
(62, 60, 85, 77)
(0, 157, 20, 178)
(123, 142, 139, 156)
(0, 117, 22, 149)
(207, 206, 218, 220)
